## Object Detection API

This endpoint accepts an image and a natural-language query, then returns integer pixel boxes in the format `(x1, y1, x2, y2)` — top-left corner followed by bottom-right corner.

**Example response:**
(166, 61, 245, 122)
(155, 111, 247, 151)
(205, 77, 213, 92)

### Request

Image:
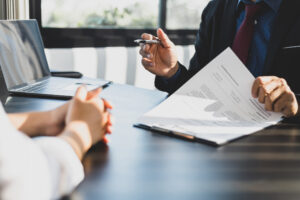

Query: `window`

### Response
(30, 0, 210, 48)
(42, 0, 159, 29)
(167, 0, 208, 29)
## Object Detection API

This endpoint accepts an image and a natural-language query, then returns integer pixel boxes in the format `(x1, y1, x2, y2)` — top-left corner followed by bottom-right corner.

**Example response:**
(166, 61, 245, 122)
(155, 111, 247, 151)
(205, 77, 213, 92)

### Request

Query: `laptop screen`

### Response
(0, 20, 50, 90)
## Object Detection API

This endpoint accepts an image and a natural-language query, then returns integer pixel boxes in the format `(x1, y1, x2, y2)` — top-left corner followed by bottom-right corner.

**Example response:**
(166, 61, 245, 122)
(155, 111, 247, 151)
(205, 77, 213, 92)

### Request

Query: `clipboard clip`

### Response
(134, 124, 195, 140)
(152, 126, 195, 140)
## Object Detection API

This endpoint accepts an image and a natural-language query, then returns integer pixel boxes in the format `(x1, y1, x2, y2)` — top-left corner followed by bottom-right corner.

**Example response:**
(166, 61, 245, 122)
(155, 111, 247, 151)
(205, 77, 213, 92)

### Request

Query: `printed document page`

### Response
(137, 48, 282, 145)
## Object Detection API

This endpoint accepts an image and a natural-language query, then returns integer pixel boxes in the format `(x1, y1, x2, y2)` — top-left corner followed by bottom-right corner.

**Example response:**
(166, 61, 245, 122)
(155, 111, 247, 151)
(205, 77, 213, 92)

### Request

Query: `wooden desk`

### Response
(5, 83, 300, 200)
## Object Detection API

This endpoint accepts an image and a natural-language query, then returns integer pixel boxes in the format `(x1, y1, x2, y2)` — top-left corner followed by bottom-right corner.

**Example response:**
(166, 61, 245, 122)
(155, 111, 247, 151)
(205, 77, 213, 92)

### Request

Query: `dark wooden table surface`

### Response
(5, 83, 300, 200)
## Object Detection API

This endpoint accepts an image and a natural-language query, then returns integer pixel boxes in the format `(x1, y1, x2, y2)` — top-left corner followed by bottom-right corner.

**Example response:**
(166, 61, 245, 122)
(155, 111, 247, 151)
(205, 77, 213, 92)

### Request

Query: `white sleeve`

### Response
(0, 104, 84, 200)
(33, 137, 84, 199)
(0, 105, 51, 200)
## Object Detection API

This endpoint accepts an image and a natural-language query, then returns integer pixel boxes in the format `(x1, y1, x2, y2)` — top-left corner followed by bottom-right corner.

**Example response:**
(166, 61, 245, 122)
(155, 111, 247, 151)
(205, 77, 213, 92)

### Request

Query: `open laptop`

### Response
(0, 20, 111, 100)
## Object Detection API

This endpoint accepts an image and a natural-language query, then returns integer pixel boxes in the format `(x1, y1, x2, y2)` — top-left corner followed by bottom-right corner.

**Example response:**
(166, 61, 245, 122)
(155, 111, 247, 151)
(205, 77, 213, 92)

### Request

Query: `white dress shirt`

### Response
(0, 104, 84, 200)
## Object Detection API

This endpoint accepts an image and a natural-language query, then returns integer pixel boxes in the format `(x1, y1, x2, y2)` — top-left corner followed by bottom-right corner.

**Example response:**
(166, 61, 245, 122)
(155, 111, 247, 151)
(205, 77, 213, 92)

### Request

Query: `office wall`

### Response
(45, 45, 195, 89)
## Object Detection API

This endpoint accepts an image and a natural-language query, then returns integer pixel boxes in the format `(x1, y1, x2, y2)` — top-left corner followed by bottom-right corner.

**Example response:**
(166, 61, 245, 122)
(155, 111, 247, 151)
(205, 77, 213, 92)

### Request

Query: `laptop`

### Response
(0, 20, 111, 100)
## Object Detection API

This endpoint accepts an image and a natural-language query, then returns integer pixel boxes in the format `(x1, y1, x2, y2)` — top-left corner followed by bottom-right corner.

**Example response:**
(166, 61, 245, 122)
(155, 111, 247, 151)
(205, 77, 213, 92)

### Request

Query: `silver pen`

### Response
(134, 39, 161, 44)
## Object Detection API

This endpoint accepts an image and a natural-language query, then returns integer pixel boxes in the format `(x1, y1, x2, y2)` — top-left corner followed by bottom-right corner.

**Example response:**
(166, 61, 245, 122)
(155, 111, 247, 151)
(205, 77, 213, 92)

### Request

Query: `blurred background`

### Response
(1, 0, 211, 89)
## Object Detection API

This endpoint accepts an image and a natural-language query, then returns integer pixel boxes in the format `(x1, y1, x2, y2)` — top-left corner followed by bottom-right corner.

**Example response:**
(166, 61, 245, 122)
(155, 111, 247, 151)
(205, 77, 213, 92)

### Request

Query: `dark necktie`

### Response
(232, 3, 264, 65)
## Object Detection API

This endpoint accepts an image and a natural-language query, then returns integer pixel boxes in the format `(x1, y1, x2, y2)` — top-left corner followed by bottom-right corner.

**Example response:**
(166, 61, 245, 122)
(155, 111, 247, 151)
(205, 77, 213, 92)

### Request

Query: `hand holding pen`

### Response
(137, 28, 179, 79)
(134, 39, 162, 45)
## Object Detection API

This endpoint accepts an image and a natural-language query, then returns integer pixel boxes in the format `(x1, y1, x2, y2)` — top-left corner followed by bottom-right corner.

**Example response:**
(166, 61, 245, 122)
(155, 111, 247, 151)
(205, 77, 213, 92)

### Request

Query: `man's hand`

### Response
(139, 28, 179, 78)
(252, 76, 299, 117)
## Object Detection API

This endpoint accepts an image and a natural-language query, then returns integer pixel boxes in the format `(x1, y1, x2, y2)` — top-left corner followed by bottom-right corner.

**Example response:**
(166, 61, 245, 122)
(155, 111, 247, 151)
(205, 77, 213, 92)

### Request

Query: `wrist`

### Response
(8, 112, 53, 137)
(165, 62, 179, 79)
(39, 110, 56, 135)
(32, 110, 61, 137)
(59, 121, 92, 160)
(43, 109, 65, 136)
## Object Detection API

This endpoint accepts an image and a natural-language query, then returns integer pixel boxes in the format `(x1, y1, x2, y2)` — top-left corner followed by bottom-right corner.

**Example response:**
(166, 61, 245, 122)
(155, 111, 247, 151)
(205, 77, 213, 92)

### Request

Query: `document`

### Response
(137, 48, 282, 145)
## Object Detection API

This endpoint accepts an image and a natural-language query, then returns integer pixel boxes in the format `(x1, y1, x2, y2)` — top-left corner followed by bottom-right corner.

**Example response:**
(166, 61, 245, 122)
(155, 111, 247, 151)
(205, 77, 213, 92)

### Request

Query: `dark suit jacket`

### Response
(155, 0, 300, 100)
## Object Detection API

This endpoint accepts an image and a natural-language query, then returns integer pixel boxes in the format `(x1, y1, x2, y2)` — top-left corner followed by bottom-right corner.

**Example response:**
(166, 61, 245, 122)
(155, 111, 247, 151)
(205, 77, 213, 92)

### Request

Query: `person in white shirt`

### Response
(0, 86, 113, 200)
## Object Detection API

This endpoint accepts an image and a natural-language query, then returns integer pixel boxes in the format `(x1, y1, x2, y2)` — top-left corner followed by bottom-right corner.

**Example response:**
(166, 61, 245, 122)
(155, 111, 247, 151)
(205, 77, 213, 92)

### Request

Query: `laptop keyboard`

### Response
(19, 80, 50, 93)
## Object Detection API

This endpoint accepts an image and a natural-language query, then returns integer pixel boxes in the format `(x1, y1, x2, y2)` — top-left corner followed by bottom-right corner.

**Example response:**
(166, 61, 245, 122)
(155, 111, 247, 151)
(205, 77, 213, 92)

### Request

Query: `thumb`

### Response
(157, 28, 172, 48)
(75, 86, 88, 101)
(87, 87, 102, 100)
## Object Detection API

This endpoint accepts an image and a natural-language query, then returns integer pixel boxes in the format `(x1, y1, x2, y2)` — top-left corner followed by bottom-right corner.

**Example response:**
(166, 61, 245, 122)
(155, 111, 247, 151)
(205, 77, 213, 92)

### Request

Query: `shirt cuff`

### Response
(158, 65, 182, 85)
(34, 137, 84, 199)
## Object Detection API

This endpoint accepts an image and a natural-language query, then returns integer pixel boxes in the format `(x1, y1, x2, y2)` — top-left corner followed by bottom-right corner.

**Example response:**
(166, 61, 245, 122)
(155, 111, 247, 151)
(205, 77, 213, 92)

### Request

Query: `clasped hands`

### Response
(9, 86, 113, 159)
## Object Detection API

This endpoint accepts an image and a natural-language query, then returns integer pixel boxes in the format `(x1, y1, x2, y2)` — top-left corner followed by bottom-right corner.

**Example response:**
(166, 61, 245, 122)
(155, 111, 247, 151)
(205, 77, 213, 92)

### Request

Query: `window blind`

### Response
(1, 0, 29, 20)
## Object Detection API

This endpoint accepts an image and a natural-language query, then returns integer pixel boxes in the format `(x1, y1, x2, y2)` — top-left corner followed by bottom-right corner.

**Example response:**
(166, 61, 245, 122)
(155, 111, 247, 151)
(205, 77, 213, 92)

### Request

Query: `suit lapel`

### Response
(263, 0, 300, 75)
(214, 0, 238, 57)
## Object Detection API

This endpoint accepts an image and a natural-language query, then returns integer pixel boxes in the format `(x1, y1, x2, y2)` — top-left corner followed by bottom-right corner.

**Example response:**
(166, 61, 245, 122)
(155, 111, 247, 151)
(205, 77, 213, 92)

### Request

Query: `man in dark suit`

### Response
(139, 0, 300, 118)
